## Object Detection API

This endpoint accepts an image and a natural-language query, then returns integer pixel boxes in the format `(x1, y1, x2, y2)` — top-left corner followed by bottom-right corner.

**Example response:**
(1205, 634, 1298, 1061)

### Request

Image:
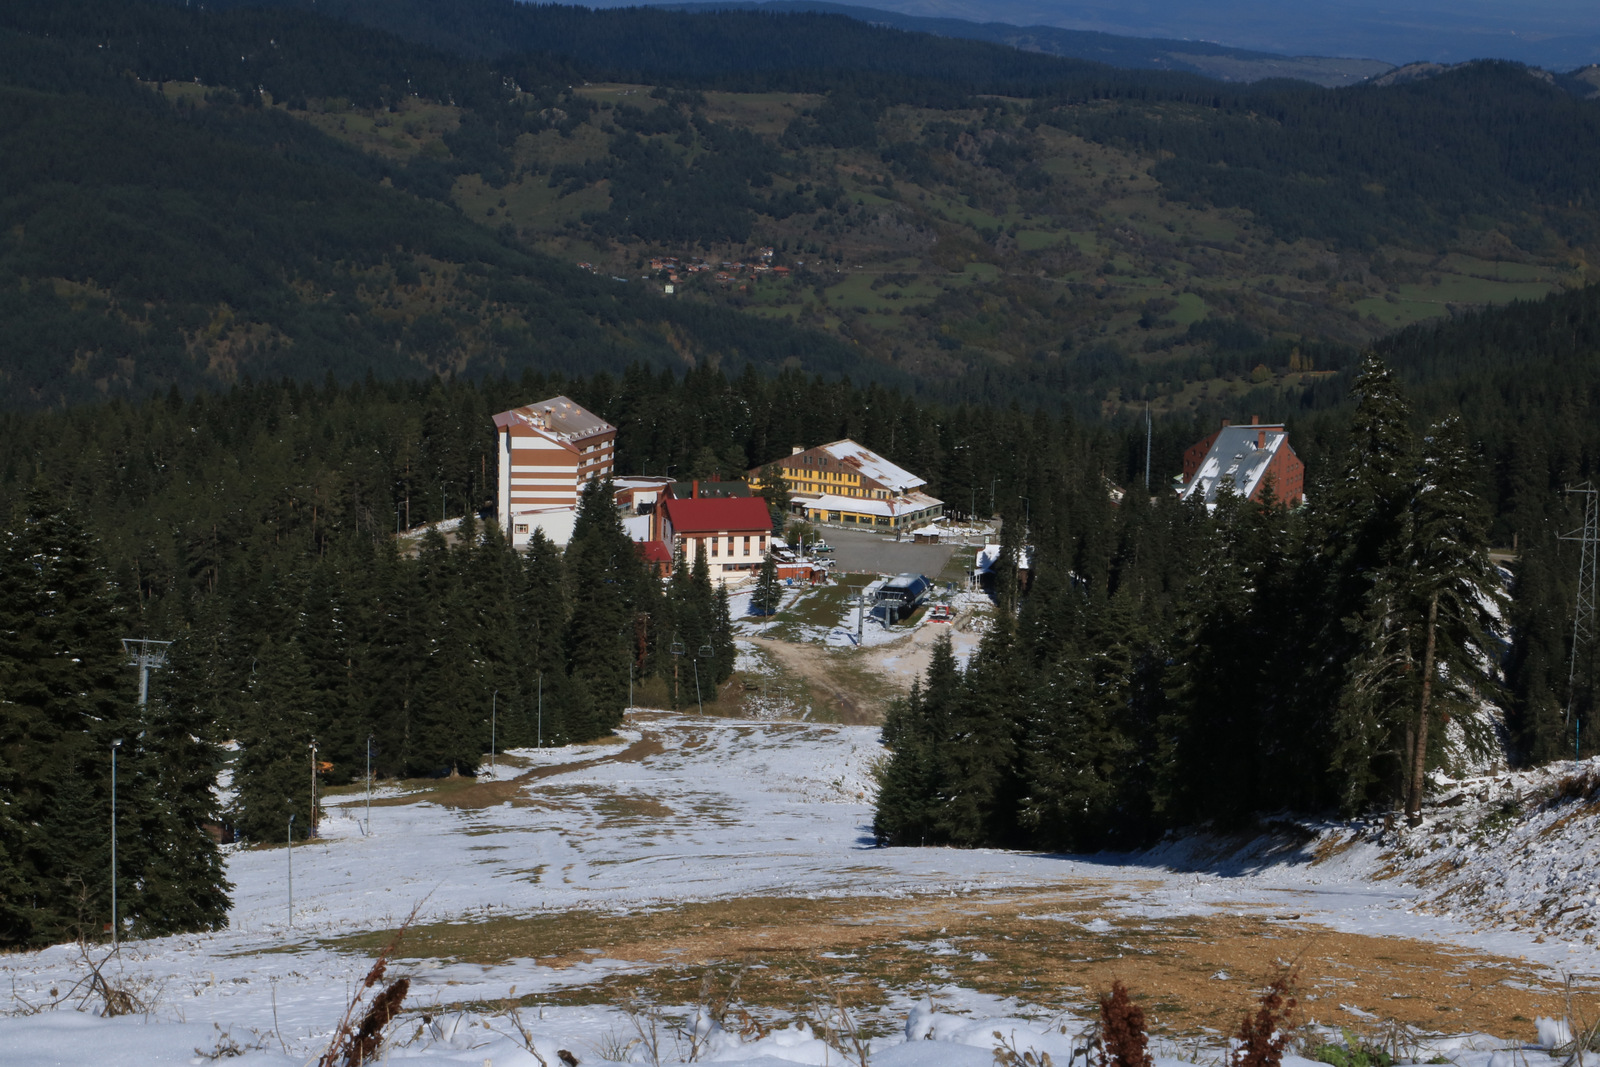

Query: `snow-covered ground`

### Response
(4, 714, 1599, 1066)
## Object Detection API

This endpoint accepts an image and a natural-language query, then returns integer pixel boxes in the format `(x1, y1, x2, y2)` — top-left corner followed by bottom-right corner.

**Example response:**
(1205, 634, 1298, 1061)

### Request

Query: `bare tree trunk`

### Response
(1406, 591, 1440, 826)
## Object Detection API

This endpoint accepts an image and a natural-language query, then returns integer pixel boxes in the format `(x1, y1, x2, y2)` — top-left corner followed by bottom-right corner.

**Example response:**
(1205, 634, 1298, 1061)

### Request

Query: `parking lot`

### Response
(801, 525, 964, 579)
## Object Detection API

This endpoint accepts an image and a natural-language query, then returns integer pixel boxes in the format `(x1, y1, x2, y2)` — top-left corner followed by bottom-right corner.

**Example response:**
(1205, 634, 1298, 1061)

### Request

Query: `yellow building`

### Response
(750, 440, 943, 531)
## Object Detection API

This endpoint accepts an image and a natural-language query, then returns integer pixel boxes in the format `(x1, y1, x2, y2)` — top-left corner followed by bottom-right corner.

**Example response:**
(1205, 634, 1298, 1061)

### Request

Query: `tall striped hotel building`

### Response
(492, 396, 615, 547)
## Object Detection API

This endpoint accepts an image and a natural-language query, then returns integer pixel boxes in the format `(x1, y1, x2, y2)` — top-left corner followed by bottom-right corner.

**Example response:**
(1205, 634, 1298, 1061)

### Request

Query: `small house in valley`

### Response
(1178, 417, 1305, 507)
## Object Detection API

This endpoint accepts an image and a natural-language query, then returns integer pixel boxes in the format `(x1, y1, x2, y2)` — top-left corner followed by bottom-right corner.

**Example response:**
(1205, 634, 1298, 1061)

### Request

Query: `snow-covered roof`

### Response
(1179, 425, 1287, 506)
(613, 476, 674, 491)
(816, 440, 925, 493)
(802, 490, 942, 517)
(492, 396, 613, 442)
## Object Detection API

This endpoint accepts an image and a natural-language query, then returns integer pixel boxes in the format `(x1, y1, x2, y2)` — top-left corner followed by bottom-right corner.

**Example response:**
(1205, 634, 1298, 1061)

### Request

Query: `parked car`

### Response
(812, 541, 834, 553)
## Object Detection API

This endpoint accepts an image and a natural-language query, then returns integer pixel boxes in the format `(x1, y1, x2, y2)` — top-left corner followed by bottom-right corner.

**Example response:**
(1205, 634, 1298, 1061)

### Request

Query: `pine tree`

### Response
(130, 632, 232, 935)
(1318, 355, 1422, 813)
(0, 485, 135, 945)
(408, 528, 482, 776)
(752, 552, 782, 617)
(872, 681, 941, 845)
(756, 462, 792, 535)
(1019, 655, 1129, 850)
(233, 637, 316, 843)
(937, 624, 1027, 847)
(564, 479, 635, 733)
(1399, 416, 1507, 823)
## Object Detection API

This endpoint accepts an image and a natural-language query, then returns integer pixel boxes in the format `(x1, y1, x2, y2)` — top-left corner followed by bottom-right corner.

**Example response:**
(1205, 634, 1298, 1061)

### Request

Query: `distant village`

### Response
(577, 246, 796, 293)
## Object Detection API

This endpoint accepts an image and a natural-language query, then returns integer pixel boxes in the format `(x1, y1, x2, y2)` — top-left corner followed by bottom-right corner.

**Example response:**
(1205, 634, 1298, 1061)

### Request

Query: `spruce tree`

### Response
(233, 637, 316, 843)
(408, 528, 482, 776)
(1399, 416, 1507, 822)
(873, 681, 941, 845)
(129, 633, 232, 935)
(937, 624, 1026, 847)
(564, 479, 634, 732)
(0, 486, 135, 945)
(752, 553, 782, 616)
(1019, 656, 1128, 850)
(757, 463, 792, 535)
(1317, 355, 1422, 812)
(710, 582, 735, 687)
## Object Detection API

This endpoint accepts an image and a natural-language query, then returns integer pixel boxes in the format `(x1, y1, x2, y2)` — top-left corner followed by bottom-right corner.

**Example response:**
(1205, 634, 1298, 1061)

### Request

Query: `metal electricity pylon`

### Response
(1560, 483, 1600, 753)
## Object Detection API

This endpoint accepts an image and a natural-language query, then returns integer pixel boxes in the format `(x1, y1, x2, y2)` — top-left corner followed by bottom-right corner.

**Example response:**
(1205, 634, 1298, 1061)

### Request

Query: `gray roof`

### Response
(501, 396, 613, 441)
(1180, 425, 1288, 505)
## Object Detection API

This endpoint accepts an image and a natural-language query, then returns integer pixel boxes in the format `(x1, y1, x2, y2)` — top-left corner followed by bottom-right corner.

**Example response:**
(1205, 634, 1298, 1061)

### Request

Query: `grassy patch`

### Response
(762, 583, 854, 641)
(330, 888, 1567, 1040)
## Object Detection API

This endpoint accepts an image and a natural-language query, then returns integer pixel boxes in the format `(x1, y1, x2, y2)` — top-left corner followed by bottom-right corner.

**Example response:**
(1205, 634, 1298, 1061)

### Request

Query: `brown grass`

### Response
(333, 887, 1568, 1042)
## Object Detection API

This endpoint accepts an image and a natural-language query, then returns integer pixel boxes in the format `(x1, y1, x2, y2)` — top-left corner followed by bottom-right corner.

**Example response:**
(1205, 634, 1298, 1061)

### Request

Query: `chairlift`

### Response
(697, 644, 714, 658)
(670, 640, 687, 656)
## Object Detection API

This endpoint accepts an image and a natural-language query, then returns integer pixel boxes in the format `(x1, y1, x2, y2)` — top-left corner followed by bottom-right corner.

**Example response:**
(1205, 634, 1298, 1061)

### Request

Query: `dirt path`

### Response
(749, 606, 983, 724)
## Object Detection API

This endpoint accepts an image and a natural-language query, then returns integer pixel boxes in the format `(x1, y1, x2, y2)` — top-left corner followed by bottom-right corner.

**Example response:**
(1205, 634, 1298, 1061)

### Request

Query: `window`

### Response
(711, 538, 719, 557)
(759, 535, 767, 552)
(727, 536, 735, 554)
(742, 535, 751, 555)
(515, 524, 530, 534)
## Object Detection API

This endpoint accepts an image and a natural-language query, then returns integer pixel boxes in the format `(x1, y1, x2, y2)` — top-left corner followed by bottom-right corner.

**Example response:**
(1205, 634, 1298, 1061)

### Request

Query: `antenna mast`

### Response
(1144, 404, 1152, 491)
(1560, 482, 1599, 759)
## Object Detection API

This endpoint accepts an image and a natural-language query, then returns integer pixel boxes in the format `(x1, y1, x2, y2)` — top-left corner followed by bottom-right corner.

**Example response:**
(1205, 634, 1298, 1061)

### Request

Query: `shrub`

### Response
(1098, 981, 1152, 1067)
(1234, 972, 1297, 1067)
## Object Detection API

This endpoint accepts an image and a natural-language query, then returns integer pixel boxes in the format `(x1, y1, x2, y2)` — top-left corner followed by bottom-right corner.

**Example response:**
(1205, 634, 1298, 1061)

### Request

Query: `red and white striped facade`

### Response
(493, 396, 616, 548)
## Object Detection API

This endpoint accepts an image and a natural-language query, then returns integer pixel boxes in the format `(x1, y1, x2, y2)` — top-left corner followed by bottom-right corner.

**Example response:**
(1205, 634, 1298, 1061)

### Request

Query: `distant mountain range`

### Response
(660, 1, 1395, 86)
(593, 0, 1600, 72)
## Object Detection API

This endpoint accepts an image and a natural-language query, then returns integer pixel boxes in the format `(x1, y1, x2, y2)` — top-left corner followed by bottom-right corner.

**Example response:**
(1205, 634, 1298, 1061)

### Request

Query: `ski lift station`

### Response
(876, 573, 933, 613)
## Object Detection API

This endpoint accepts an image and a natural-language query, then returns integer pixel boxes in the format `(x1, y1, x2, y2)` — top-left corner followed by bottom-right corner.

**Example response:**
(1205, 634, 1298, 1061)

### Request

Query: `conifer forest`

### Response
(3, 0, 1600, 961)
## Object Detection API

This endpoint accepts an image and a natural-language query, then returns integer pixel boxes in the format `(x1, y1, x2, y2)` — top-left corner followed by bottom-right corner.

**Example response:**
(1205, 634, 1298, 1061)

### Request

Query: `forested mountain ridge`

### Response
(3, 0, 1600, 417)
(0, 1, 881, 410)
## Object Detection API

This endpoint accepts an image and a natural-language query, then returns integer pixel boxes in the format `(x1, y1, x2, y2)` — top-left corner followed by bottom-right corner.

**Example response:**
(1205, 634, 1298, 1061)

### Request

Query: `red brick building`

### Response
(1179, 416, 1305, 507)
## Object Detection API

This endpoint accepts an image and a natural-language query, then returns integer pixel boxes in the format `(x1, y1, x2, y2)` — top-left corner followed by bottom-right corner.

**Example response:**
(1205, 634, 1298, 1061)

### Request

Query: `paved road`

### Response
(803, 525, 968, 579)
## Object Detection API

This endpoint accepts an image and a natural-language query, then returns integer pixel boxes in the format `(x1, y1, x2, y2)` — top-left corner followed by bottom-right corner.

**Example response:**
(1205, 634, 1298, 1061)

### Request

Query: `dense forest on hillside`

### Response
(8, 261, 1600, 938)
(3, 349, 1594, 935)
(0, 1, 889, 409)
(3, 0, 1599, 416)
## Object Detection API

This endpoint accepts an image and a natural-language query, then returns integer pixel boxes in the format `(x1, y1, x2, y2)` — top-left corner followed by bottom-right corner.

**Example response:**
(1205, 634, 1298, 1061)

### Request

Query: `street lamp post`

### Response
(309, 742, 319, 838)
(694, 644, 713, 715)
(537, 672, 543, 748)
(490, 689, 497, 774)
(287, 811, 295, 928)
(365, 734, 373, 836)
(110, 738, 122, 949)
